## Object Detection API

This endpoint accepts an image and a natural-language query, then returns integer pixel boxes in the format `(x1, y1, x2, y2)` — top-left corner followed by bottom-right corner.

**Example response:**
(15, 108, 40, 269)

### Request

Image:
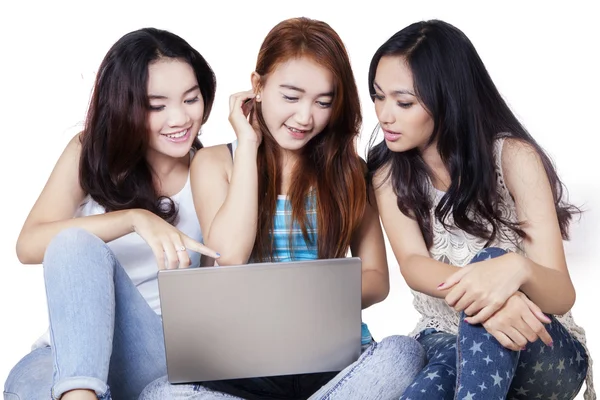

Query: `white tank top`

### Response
(73, 163, 201, 314)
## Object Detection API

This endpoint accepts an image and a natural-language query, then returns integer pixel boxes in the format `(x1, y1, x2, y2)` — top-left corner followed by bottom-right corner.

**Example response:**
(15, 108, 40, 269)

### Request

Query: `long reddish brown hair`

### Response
(250, 17, 365, 262)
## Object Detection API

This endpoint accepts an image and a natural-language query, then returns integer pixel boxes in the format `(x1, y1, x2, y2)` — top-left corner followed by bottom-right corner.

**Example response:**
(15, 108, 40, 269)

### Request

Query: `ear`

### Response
(251, 72, 262, 100)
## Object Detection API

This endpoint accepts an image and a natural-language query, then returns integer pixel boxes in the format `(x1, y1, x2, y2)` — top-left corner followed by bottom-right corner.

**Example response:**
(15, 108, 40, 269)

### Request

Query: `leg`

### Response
(507, 316, 588, 399)
(44, 228, 166, 399)
(307, 335, 426, 400)
(140, 376, 245, 400)
(400, 331, 457, 400)
(4, 347, 54, 400)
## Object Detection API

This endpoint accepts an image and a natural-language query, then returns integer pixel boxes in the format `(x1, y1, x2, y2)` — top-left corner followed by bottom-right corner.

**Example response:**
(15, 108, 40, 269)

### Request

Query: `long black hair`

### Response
(79, 27, 216, 222)
(366, 20, 576, 248)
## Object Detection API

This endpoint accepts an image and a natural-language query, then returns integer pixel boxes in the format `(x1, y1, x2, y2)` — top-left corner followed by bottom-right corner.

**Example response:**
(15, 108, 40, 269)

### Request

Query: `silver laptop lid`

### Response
(158, 257, 362, 383)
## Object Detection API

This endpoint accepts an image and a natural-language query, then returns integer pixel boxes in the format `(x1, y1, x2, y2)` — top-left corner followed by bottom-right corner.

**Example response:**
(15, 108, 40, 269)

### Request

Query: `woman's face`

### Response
(372, 55, 434, 153)
(257, 57, 334, 152)
(146, 58, 204, 160)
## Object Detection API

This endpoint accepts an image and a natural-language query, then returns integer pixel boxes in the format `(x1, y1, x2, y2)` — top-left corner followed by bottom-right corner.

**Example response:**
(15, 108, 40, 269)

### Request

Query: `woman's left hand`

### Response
(439, 252, 528, 324)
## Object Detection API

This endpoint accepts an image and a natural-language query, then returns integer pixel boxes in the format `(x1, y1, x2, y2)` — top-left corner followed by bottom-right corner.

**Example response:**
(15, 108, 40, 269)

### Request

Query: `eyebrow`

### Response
(373, 82, 415, 97)
(279, 84, 333, 97)
(148, 84, 200, 100)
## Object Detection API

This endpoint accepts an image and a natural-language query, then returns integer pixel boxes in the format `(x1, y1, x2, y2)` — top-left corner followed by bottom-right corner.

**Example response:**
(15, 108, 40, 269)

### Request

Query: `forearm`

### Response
(361, 269, 389, 309)
(206, 142, 259, 265)
(401, 254, 461, 299)
(519, 255, 575, 315)
(16, 209, 137, 264)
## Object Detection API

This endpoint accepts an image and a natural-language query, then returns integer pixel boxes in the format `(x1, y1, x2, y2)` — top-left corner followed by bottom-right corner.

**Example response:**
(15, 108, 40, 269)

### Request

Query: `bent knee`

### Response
(138, 376, 171, 400)
(44, 227, 109, 266)
(376, 335, 426, 366)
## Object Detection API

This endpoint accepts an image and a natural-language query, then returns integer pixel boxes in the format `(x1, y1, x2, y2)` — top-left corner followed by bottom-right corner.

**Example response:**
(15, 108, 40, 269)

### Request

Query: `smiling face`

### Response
(372, 55, 434, 153)
(146, 58, 204, 160)
(256, 57, 334, 152)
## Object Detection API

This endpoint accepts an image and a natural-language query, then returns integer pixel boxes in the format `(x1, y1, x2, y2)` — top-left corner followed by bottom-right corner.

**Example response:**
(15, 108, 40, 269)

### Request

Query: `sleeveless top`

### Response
(33, 151, 200, 349)
(229, 141, 373, 345)
(410, 137, 594, 398)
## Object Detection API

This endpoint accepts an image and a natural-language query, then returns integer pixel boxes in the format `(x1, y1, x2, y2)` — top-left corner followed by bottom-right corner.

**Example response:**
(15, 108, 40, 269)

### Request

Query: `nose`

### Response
(376, 99, 395, 126)
(294, 101, 313, 127)
(167, 105, 190, 127)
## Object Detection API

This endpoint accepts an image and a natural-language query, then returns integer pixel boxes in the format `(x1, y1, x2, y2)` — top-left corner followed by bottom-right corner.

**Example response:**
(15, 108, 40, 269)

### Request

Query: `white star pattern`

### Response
(426, 371, 440, 380)
(470, 341, 483, 355)
(462, 391, 475, 400)
(478, 381, 487, 391)
(491, 371, 503, 386)
(532, 361, 544, 373)
(436, 384, 445, 391)
(483, 355, 493, 365)
(515, 386, 529, 396)
(557, 359, 566, 374)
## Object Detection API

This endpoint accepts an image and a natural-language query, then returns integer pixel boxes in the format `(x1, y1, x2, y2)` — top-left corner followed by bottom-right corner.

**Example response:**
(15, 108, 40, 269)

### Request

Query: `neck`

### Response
(420, 142, 450, 191)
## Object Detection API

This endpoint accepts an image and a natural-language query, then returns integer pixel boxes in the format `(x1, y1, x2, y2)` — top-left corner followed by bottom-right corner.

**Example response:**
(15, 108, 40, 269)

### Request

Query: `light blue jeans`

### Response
(140, 335, 426, 400)
(3, 228, 167, 399)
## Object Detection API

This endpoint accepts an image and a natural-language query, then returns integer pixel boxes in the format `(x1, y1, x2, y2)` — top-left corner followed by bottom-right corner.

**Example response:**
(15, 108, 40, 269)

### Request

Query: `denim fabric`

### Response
(140, 336, 426, 400)
(400, 247, 588, 400)
(4, 228, 167, 399)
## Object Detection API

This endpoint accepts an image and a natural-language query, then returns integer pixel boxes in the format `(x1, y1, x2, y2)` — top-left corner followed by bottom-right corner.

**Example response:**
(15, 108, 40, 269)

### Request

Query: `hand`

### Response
(131, 209, 220, 270)
(228, 90, 261, 146)
(481, 291, 553, 351)
(440, 252, 527, 324)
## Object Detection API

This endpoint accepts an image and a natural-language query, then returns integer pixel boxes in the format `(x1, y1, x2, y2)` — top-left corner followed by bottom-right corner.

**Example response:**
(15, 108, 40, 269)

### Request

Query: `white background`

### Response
(0, 1, 598, 397)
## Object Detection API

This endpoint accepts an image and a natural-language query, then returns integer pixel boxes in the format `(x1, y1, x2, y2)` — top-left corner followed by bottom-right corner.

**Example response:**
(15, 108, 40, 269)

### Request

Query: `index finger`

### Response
(182, 236, 221, 259)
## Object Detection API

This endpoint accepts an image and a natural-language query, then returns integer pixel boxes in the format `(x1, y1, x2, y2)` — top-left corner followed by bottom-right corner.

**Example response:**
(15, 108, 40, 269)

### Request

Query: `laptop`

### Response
(157, 257, 362, 384)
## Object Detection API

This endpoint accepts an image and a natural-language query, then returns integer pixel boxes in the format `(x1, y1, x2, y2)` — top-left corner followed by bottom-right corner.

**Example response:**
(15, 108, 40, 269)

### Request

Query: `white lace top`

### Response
(409, 137, 595, 399)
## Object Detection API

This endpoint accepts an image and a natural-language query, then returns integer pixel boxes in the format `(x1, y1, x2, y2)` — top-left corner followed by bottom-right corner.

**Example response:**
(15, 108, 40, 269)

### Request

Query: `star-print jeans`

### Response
(400, 247, 589, 400)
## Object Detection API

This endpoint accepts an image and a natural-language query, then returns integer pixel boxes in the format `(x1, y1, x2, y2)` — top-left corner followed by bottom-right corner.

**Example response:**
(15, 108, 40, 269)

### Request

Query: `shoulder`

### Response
(499, 137, 548, 195)
(500, 137, 545, 175)
(191, 143, 233, 181)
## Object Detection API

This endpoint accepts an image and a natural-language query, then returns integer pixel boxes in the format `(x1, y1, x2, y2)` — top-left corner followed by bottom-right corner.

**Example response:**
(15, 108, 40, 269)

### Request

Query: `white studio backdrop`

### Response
(0, 1, 598, 398)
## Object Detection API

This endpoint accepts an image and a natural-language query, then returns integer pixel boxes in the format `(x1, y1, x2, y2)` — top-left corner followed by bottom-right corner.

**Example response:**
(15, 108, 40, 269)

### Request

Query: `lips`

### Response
(161, 128, 191, 143)
(285, 124, 311, 139)
(383, 129, 402, 142)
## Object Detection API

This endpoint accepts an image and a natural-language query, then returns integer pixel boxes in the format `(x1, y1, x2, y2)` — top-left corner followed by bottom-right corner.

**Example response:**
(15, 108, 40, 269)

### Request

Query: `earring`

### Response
(256, 94, 261, 101)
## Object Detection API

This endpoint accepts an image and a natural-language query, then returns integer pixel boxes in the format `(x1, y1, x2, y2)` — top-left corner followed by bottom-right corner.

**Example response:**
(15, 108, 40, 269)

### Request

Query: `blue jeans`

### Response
(140, 336, 426, 400)
(400, 247, 589, 400)
(3, 228, 167, 399)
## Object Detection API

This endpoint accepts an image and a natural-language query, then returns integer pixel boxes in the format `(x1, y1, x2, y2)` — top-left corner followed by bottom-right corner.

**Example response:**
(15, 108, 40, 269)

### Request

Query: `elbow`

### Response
(16, 238, 39, 265)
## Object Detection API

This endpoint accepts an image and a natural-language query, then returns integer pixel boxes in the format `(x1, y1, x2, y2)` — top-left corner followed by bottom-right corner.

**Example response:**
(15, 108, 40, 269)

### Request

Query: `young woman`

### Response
(141, 17, 425, 400)
(367, 20, 594, 399)
(3, 28, 219, 400)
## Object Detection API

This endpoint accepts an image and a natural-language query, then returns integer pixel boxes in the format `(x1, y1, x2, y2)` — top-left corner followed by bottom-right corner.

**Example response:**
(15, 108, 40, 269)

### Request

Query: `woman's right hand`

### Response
(228, 90, 261, 146)
(131, 209, 220, 270)
(480, 291, 553, 351)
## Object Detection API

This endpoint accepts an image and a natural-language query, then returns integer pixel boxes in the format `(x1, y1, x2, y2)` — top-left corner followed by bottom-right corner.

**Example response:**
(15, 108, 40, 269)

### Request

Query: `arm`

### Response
(191, 142, 259, 266)
(372, 168, 460, 299)
(349, 187, 390, 309)
(16, 135, 140, 264)
(191, 91, 260, 266)
(502, 138, 575, 314)
(442, 138, 576, 321)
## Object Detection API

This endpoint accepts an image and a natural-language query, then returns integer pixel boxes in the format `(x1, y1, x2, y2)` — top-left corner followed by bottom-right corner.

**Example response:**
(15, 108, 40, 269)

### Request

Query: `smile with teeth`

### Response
(285, 125, 310, 134)
(162, 129, 188, 138)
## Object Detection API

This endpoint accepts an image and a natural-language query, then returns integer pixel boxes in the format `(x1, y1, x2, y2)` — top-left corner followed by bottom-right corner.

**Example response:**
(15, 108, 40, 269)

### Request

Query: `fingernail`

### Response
(548, 341, 554, 347)
(437, 283, 445, 289)
(216, 253, 221, 257)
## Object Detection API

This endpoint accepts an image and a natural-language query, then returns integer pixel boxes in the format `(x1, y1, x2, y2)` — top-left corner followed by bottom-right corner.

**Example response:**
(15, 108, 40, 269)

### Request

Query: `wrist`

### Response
(128, 209, 146, 233)
(513, 252, 532, 288)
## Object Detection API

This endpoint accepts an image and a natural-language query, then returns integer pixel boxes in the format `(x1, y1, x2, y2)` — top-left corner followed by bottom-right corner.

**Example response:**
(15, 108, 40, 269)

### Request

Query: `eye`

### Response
(282, 94, 299, 102)
(149, 105, 165, 111)
(316, 101, 332, 108)
(371, 93, 384, 101)
(184, 96, 200, 104)
(397, 102, 413, 108)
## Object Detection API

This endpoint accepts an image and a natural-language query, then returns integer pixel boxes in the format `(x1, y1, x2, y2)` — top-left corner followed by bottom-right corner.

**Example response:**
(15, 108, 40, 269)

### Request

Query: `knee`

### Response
(375, 335, 427, 369)
(470, 246, 507, 263)
(44, 228, 109, 267)
(138, 376, 170, 400)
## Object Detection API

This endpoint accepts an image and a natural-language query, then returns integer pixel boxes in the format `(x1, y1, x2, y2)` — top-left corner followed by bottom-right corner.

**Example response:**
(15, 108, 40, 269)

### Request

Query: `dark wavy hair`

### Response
(366, 20, 577, 248)
(251, 17, 366, 261)
(79, 27, 216, 223)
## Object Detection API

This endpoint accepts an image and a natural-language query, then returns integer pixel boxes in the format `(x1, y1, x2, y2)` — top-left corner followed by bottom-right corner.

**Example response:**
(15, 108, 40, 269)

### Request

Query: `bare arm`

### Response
(372, 168, 460, 299)
(191, 141, 259, 266)
(16, 135, 139, 264)
(350, 187, 390, 309)
(502, 138, 576, 314)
